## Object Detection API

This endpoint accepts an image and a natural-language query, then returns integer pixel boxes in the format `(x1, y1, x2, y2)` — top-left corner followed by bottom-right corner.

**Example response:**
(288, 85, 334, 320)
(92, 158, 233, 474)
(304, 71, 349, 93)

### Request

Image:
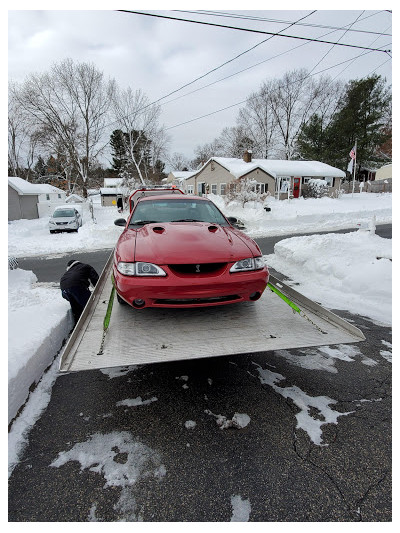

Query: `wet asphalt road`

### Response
(9, 226, 392, 522)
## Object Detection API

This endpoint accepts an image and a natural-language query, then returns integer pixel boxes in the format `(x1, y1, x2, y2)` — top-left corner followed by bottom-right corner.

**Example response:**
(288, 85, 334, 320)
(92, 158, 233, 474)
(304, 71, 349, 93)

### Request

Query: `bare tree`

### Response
(8, 82, 37, 178)
(111, 87, 165, 185)
(269, 69, 333, 159)
(15, 58, 115, 196)
(167, 152, 191, 171)
(237, 81, 278, 158)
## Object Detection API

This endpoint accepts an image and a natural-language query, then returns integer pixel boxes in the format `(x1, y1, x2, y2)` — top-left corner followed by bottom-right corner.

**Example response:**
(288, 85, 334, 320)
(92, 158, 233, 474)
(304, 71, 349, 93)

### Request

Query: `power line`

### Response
(165, 49, 391, 132)
(174, 9, 392, 37)
(117, 10, 391, 54)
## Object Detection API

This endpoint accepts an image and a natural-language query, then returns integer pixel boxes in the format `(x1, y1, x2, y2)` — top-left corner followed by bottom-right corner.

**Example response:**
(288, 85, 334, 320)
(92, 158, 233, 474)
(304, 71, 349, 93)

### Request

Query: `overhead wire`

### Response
(174, 9, 391, 37)
(117, 10, 391, 54)
(108, 10, 391, 137)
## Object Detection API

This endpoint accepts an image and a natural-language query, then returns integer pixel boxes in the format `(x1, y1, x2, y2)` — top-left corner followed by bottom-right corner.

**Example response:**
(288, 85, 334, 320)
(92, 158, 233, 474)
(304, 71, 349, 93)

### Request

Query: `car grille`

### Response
(169, 263, 226, 275)
(56, 222, 69, 225)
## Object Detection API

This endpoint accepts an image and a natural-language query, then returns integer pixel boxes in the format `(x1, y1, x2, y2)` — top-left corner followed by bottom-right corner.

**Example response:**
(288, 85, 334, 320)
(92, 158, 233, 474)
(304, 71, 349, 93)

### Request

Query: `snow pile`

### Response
(8, 269, 73, 424)
(205, 409, 251, 429)
(210, 192, 392, 238)
(265, 230, 392, 325)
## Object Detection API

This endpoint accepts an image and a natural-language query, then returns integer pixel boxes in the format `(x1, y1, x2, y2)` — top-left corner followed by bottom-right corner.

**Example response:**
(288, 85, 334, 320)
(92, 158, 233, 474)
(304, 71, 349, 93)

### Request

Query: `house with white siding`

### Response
(185, 151, 345, 199)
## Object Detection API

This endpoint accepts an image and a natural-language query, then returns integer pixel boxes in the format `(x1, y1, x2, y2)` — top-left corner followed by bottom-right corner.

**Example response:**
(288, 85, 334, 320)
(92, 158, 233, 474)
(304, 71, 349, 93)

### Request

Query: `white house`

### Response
(185, 151, 345, 199)
(8, 177, 67, 220)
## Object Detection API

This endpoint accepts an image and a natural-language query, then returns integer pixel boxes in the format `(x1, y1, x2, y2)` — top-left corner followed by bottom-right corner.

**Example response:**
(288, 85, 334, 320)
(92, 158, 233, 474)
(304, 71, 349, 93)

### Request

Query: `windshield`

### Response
(53, 209, 75, 218)
(129, 199, 229, 227)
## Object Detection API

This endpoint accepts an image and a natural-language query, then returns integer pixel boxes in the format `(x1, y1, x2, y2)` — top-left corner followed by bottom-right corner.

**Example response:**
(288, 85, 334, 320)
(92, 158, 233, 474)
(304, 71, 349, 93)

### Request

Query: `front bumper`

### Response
(113, 263, 269, 308)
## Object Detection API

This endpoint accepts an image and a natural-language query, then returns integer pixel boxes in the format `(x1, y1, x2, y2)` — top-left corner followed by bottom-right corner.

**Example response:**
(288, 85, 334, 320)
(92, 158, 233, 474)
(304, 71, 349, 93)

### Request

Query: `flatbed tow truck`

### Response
(59, 252, 365, 373)
(59, 186, 364, 372)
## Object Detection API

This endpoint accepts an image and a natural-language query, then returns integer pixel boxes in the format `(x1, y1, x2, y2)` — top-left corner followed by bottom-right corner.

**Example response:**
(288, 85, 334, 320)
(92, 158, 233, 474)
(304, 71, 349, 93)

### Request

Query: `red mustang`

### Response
(113, 195, 269, 309)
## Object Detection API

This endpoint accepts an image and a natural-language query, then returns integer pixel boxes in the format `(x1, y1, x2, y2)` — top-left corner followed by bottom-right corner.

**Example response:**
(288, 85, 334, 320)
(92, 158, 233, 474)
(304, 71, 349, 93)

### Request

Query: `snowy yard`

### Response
(8, 192, 392, 480)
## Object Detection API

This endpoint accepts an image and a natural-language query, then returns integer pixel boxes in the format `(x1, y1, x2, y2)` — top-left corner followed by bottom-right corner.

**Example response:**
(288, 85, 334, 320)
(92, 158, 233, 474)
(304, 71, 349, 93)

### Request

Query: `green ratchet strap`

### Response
(267, 281, 327, 334)
(97, 276, 116, 355)
(267, 282, 301, 313)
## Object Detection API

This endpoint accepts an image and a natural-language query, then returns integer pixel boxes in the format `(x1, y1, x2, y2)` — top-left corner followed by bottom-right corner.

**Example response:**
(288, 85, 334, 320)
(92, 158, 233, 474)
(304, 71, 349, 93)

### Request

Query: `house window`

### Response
(325, 177, 334, 187)
(46, 194, 50, 200)
(279, 177, 290, 192)
(58, 194, 61, 198)
(211, 184, 217, 195)
(220, 183, 226, 195)
(303, 177, 311, 184)
(187, 185, 194, 194)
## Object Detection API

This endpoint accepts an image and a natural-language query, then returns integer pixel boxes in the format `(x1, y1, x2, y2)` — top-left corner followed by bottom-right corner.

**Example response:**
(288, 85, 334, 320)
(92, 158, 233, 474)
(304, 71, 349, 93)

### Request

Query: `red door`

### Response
(293, 177, 301, 198)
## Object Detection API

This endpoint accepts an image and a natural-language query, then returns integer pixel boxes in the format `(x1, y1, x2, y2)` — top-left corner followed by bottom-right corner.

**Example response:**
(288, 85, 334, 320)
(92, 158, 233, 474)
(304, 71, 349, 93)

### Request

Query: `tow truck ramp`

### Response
(59, 252, 365, 373)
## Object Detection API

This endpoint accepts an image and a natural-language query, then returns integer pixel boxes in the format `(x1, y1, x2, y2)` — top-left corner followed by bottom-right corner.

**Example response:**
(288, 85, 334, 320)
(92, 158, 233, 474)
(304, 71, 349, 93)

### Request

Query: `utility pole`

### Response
(351, 139, 357, 198)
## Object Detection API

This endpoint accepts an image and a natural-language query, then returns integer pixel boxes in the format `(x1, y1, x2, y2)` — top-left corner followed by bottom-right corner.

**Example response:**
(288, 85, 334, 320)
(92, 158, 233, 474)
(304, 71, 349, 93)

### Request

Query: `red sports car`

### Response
(113, 195, 269, 309)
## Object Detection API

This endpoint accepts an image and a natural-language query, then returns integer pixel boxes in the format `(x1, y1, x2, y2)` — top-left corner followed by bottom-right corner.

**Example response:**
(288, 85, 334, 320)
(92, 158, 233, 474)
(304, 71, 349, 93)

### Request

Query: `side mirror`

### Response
(114, 218, 127, 227)
(227, 216, 238, 224)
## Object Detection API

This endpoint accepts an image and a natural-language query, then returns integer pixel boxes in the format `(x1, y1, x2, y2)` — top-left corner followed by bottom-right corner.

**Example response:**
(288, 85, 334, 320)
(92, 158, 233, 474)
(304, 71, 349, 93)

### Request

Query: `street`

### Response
(9, 226, 392, 521)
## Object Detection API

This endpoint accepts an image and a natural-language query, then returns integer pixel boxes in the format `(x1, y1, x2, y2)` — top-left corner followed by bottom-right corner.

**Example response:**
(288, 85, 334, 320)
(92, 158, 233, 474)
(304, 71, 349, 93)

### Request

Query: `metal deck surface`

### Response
(59, 257, 365, 372)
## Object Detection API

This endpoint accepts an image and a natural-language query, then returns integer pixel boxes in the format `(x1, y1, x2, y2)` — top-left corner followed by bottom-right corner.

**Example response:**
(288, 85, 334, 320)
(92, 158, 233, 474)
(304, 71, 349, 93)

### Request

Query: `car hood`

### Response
(116, 222, 261, 264)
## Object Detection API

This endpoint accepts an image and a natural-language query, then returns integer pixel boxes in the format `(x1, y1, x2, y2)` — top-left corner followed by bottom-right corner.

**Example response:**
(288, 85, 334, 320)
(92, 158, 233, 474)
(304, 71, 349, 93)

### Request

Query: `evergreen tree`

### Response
(297, 75, 391, 171)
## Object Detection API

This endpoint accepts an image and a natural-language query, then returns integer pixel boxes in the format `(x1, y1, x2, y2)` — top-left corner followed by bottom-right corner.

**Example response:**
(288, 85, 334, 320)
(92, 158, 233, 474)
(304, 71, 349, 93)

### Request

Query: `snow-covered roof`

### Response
(65, 194, 84, 203)
(207, 158, 345, 179)
(100, 187, 118, 195)
(8, 176, 65, 195)
(104, 178, 124, 187)
(170, 171, 197, 181)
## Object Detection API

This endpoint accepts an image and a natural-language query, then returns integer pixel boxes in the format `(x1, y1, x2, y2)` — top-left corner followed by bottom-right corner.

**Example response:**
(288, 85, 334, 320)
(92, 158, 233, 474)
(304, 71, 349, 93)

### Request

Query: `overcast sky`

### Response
(7, 2, 392, 164)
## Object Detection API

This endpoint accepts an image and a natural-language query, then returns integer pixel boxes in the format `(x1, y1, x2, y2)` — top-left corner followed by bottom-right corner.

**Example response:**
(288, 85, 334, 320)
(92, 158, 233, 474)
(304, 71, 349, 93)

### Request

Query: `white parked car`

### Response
(49, 206, 82, 233)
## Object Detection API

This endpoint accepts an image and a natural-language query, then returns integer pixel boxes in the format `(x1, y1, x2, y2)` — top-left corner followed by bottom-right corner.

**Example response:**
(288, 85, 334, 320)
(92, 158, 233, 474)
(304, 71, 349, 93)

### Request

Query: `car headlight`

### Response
(49, 220, 56, 225)
(117, 262, 167, 277)
(230, 256, 265, 273)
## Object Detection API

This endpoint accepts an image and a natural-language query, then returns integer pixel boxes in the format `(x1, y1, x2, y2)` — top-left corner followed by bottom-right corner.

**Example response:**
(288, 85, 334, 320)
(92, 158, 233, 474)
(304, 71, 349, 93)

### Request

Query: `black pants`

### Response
(61, 286, 91, 323)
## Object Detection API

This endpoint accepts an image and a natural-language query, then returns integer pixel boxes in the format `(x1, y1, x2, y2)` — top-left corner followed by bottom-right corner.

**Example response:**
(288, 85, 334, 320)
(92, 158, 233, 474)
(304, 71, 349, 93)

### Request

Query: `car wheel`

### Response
(116, 293, 126, 305)
(50, 230, 55, 234)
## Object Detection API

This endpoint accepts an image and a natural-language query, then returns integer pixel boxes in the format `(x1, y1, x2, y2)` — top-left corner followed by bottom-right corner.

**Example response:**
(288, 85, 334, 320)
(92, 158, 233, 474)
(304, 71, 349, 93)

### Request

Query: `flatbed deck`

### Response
(59, 252, 365, 372)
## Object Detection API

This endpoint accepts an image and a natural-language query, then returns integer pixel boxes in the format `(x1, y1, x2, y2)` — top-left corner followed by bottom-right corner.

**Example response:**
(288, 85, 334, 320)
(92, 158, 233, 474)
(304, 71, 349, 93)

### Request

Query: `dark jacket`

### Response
(60, 261, 99, 291)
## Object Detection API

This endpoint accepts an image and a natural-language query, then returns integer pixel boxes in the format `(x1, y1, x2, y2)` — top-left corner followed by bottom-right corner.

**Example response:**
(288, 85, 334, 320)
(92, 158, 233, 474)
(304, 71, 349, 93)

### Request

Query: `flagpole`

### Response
(351, 139, 357, 198)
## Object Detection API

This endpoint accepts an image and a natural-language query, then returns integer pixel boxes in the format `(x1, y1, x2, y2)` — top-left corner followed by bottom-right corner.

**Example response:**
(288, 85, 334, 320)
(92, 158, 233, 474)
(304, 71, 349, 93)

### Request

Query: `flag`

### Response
(349, 146, 356, 159)
(347, 159, 354, 173)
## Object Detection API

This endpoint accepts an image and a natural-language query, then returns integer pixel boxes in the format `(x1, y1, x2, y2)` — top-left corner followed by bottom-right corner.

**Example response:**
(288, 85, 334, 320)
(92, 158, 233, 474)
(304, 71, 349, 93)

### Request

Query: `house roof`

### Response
(104, 178, 124, 187)
(8, 176, 65, 195)
(206, 158, 345, 179)
(65, 193, 85, 203)
(169, 171, 197, 181)
(100, 187, 119, 195)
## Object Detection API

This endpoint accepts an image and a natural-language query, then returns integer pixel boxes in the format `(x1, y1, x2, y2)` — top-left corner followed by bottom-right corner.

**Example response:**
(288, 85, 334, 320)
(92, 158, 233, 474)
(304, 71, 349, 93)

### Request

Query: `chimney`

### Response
(243, 150, 252, 163)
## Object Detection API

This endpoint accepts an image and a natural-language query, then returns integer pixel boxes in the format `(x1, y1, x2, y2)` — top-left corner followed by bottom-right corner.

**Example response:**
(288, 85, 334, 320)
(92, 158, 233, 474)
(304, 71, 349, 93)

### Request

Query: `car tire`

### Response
(50, 230, 55, 234)
(116, 293, 126, 305)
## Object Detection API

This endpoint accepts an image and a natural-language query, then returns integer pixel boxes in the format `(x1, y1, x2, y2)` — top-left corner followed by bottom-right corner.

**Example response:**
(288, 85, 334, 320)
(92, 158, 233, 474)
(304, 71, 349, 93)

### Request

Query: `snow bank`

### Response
(210, 192, 392, 238)
(265, 230, 392, 325)
(8, 269, 73, 423)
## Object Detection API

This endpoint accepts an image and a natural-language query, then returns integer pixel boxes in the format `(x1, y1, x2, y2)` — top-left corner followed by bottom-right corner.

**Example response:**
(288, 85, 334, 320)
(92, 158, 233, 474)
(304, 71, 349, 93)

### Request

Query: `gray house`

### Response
(8, 176, 66, 221)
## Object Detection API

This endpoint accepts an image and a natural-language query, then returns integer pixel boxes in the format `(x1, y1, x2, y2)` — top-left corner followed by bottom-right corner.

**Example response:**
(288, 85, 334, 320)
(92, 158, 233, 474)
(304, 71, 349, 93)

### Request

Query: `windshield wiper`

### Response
(130, 220, 158, 226)
(171, 219, 202, 222)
